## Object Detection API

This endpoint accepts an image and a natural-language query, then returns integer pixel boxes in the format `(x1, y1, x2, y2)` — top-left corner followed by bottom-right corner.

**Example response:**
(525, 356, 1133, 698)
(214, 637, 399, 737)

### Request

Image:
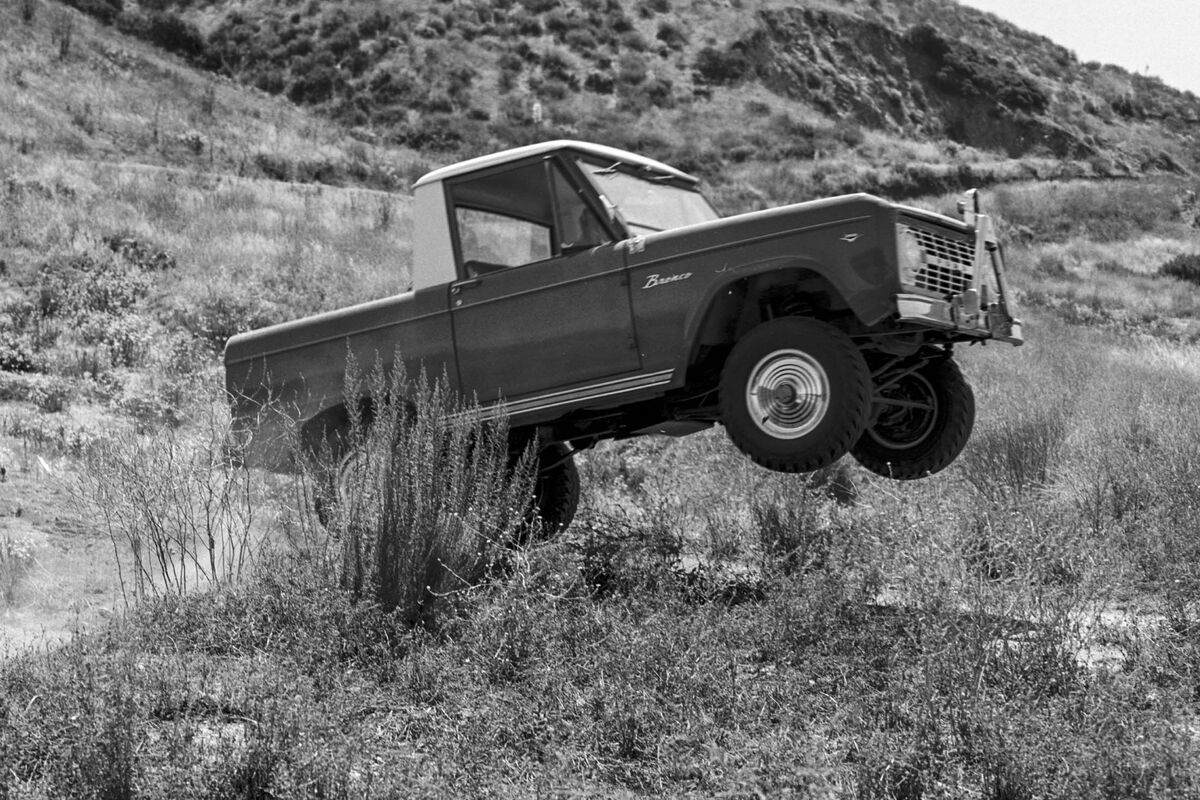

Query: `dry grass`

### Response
(4, 1, 1200, 795)
(0, 0, 422, 188)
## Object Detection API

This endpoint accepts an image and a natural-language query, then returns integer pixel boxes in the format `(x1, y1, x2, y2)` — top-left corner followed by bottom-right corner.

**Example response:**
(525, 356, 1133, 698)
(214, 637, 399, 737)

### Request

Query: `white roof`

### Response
(412, 139, 698, 188)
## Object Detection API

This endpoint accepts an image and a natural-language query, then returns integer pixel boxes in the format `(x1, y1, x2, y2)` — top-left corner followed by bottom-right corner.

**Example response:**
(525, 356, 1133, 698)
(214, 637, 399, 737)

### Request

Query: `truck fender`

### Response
(682, 256, 869, 369)
(299, 398, 377, 461)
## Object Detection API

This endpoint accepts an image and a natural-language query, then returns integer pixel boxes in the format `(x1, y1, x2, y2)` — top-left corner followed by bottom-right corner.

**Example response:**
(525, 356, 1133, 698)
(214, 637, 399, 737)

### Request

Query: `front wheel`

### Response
(851, 358, 975, 480)
(719, 317, 871, 473)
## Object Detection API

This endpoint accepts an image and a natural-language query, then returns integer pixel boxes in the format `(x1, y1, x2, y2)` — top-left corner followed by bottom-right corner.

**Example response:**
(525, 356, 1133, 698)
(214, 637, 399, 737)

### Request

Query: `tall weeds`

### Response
(76, 401, 264, 602)
(321, 359, 534, 627)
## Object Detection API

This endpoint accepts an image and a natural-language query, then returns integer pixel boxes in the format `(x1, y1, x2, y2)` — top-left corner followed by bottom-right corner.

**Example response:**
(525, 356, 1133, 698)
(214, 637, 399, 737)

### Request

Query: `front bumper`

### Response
(896, 293, 1023, 345)
(894, 192, 1023, 346)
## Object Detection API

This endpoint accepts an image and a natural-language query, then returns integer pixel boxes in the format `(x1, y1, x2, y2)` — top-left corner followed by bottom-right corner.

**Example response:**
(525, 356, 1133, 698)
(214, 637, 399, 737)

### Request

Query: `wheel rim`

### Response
(745, 349, 831, 439)
(867, 372, 938, 450)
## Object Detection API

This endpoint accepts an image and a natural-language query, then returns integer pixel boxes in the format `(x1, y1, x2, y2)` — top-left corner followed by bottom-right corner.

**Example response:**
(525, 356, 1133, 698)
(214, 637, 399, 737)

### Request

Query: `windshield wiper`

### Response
(591, 163, 674, 182)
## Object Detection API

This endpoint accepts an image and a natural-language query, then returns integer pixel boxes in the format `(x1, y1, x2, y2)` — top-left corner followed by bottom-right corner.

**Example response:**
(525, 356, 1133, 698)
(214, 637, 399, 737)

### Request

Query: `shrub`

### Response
(102, 233, 177, 272)
(656, 21, 688, 50)
(288, 64, 342, 104)
(541, 47, 578, 88)
(76, 400, 266, 600)
(64, 0, 122, 25)
(618, 29, 648, 51)
(77, 310, 155, 368)
(0, 339, 40, 373)
(321, 361, 535, 628)
(143, 11, 206, 59)
(544, 8, 572, 35)
(584, 70, 614, 94)
(563, 26, 598, 52)
(36, 253, 148, 320)
(117, 9, 206, 59)
(29, 376, 71, 413)
(695, 45, 753, 85)
(181, 293, 281, 352)
(1160, 252, 1200, 285)
(616, 53, 648, 87)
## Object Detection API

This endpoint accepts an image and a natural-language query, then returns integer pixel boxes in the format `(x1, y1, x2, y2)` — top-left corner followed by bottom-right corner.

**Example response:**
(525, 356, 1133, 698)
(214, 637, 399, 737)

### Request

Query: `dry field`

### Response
(4, 144, 1200, 795)
(5, 2, 1200, 797)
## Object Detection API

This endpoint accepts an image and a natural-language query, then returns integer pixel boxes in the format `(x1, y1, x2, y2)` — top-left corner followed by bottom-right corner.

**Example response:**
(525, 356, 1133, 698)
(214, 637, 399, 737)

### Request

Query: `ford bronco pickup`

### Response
(225, 139, 1022, 532)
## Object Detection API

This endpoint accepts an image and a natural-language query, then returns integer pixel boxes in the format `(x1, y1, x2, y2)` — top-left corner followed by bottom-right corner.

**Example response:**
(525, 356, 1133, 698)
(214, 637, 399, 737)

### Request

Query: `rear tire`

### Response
(851, 358, 975, 480)
(526, 443, 580, 539)
(719, 317, 871, 473)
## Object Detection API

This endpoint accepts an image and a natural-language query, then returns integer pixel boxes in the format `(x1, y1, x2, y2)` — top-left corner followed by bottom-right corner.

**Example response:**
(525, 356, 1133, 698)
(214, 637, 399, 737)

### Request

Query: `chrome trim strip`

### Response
(476, 369, 675, 420)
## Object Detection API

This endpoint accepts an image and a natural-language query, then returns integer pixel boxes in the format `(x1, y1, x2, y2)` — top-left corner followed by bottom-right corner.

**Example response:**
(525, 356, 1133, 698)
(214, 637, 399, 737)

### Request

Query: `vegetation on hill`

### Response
(49, 0, 1200, 186)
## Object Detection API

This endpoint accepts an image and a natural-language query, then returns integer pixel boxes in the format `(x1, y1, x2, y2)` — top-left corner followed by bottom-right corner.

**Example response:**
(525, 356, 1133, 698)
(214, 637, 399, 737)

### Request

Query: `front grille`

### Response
(904, 224, 976, 296)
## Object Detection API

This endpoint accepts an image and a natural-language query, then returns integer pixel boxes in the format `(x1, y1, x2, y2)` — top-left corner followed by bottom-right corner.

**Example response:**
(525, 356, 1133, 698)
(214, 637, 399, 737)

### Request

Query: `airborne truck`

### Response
(225, 140, 1023, 531)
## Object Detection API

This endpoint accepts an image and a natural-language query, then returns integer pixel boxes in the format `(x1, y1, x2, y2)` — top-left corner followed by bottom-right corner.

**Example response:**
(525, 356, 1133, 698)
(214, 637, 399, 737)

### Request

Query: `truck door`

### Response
(447, 158, 642, 404)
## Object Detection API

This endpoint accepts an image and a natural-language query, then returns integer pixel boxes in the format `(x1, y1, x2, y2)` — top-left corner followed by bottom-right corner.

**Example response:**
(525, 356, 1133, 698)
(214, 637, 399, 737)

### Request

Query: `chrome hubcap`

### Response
(746, 350, 830, 439)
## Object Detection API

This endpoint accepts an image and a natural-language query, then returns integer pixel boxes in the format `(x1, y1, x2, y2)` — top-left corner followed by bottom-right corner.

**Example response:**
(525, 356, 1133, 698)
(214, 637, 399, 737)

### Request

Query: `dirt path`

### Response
(0, 441, 122, 654)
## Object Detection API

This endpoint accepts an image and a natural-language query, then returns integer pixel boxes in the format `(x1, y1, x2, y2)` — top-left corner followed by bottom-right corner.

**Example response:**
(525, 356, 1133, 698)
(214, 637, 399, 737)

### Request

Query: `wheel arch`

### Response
(299, 397, 377, 459)
(682, 258, 866, 382)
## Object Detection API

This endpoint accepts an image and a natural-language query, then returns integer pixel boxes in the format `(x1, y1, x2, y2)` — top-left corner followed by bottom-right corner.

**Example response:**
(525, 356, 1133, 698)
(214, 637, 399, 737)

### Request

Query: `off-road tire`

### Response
(851, 358, 975, 480)
(719, 317, 871, 473)
(526, 443, 580, 539)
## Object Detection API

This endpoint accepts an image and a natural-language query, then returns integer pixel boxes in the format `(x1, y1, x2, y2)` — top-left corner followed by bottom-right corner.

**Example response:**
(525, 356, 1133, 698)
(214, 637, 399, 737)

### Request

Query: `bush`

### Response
(618, 29, 648, 51)
(102, 233, 177, 272)
(29, 377, 71, 413)
(1160, 252, 1200, 285)
(64, 0, 122, 25)
(288, 64, 342, 104)
(616, 53, 648, 87)
(695, 45, 753, 85)
(76, 401, 265, 599)
(321, 361, 535, 628)
(117, 9, 206, 59)
(584, 70, 614, 94)
(656, 21, 688, 50)
(181, 293, 281, 351)
(36, 253, 148, 320)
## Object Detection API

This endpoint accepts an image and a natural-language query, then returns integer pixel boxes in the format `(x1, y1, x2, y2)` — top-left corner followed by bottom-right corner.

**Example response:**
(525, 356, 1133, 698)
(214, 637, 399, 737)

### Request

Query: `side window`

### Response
(456, 208, 551, 276)
(553, 166, 610, 252)
(449, 158, 611, 278)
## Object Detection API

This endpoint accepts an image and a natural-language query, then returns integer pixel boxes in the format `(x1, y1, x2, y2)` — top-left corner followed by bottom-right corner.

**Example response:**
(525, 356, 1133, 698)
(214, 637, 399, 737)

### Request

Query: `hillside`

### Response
(118, 0, 1200, 181)
(6, 0, 1200, 797)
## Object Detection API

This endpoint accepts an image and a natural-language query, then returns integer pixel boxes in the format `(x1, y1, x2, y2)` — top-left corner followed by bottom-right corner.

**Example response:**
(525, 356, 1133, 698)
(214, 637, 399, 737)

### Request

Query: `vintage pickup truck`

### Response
(225, 139, 1022, 531)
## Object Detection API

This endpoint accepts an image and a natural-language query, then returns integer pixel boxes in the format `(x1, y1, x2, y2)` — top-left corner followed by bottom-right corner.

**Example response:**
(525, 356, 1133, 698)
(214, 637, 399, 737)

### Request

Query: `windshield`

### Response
(577, 159, 719, 236)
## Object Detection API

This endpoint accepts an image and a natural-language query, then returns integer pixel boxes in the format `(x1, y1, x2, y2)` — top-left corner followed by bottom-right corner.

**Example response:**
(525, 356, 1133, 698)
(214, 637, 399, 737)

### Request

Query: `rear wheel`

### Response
(851, 358, 975, 479)
(524, 443, 580, 540)
(719, 317, 871, 473)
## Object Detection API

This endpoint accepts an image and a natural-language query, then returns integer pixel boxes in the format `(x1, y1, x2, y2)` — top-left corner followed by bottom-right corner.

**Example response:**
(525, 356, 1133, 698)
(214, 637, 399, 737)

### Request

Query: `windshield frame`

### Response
(573, 156, 720, 236)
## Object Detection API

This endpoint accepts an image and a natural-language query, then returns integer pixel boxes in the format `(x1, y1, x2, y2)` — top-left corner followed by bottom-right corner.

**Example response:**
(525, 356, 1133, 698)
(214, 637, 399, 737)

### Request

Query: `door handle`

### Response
(451, 279, 482, 295)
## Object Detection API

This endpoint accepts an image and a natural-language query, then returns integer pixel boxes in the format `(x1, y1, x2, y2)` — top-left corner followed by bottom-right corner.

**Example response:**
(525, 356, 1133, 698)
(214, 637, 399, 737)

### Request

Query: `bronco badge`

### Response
(642, 272, 692, 289)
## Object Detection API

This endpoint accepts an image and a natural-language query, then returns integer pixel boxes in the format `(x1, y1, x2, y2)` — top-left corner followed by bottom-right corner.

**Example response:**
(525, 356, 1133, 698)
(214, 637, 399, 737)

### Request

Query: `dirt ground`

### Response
(0, 435, 122, 653)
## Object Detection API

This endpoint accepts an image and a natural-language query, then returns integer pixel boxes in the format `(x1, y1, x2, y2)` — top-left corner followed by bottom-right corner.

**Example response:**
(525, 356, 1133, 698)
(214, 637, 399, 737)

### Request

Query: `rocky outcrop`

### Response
(727, 8, 1100, 160)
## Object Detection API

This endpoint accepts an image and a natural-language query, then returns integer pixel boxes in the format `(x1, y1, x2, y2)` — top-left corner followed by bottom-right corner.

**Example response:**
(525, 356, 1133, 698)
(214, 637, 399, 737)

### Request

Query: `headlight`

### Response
(897, 227, 924, 286)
